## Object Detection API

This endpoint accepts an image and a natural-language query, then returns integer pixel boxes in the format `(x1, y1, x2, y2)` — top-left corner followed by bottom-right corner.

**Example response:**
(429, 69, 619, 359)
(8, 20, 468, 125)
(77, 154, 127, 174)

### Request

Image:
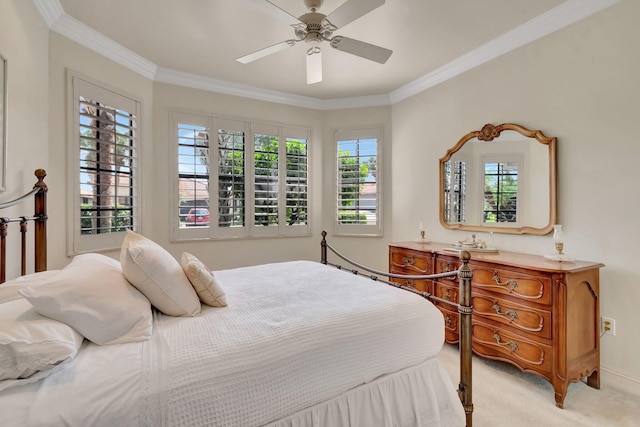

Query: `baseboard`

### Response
(600, 366, 640, 397)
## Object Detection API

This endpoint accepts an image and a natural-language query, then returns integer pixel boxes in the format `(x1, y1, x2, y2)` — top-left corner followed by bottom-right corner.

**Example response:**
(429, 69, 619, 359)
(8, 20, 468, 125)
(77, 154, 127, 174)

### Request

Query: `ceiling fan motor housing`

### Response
(296, 12, 334, 42)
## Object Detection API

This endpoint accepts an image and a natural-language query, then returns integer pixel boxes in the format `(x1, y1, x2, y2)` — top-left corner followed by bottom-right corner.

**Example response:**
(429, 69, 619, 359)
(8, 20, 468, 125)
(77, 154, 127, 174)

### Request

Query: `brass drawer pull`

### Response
(402, 256, 416, 266)
(444, 313, 452, 327)
(440, 262, 453, 273)
(444, 289, 451, 301)
(492, 303, 518, 320)
(492, 273, 518, 289)
(492, 333, 519, 352)
(403, 279, 415, 287)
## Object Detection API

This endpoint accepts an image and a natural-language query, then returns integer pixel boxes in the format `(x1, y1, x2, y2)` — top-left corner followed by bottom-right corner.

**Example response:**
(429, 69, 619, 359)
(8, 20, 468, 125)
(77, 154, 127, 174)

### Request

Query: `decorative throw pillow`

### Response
(18, 253, 153, 345)
(181, 252, 228, 307)
(0, 298, 84, 390)
(120, 231, 201, 316)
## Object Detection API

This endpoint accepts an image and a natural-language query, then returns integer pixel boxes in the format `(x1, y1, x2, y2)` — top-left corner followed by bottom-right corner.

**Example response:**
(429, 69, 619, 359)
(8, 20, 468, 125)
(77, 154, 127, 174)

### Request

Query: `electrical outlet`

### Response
(601, 316, 616, 336)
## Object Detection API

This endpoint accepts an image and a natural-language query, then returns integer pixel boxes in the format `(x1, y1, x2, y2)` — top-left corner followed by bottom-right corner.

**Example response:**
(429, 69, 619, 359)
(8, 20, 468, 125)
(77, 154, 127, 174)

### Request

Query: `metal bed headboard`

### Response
(0, 169, 48, 283)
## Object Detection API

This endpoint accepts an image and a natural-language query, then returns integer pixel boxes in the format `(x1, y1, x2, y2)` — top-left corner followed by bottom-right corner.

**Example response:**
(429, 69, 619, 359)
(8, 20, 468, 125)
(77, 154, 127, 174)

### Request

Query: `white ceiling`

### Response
(35, 0, 618, 108)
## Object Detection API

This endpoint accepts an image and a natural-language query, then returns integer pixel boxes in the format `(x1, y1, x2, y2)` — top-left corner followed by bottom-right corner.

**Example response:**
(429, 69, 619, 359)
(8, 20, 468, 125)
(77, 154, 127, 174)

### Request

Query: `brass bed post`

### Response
(321, 230, 328, 265)
(33, 169, 48, 273)
(458, 250, 473, 426)
(20, 217, 28, 276)
(0, 218, 7, 283)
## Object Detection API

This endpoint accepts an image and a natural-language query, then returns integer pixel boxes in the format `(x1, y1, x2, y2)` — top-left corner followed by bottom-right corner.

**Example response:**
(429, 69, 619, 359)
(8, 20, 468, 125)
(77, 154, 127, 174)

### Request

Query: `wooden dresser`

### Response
(389, 241, 603, 408)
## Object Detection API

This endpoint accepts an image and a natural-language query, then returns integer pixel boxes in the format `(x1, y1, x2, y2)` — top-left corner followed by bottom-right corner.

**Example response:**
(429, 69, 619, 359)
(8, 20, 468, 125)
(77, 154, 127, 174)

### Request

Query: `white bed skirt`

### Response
(268, 356, 465, 427)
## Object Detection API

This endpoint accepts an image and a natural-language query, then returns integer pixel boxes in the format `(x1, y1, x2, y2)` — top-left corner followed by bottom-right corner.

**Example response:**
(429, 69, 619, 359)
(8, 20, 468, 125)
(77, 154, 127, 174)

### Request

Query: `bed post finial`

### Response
(321, 231, 328, 264)
(458, 250, 473, 426)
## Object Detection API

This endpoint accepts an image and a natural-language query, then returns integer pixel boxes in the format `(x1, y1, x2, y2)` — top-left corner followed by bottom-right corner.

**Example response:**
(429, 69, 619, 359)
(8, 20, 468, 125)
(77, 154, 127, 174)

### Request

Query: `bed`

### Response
(0, 170, 473, 427)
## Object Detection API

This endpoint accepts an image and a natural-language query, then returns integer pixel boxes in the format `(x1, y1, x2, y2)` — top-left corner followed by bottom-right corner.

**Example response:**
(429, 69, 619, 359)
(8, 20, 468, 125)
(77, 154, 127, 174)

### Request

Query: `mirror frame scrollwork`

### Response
(439, 123, 557, 235)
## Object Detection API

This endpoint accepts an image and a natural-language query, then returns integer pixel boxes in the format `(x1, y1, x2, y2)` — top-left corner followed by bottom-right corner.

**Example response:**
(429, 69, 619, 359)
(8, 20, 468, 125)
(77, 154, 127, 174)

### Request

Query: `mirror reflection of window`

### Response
(483, 159, 519, 224)
(444, 160, 466, 223)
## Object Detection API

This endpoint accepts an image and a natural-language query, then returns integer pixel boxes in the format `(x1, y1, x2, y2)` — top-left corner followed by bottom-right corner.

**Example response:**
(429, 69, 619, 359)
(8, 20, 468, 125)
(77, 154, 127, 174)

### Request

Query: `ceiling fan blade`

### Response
(265, 0, 302, 23)
(330, 36, 392, 64)
(306, 49, 322, 84)
(236, 39, 298, 64)
(324, 0, 385, 29)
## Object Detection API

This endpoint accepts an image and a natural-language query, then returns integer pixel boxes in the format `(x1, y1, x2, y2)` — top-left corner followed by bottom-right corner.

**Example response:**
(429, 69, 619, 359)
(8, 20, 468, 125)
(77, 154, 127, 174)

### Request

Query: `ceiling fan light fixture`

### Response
(306, 47, 322, 84)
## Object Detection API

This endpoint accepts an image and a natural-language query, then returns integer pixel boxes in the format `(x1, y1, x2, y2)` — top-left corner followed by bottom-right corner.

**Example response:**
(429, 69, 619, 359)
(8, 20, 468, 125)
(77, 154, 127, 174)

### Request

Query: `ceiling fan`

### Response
(237, 0, 392, 84)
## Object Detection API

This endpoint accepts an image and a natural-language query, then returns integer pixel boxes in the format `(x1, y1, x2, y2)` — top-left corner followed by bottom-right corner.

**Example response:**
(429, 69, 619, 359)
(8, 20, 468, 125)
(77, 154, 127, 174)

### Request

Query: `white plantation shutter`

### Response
(284, 135, 308, 228)
(69, 75, 140, 254)
(173, 112, 310, 240)
(177, 121, 210, 225)
(252, 125, 280, 233)
(217, 121, 246, 231)
(335, 127, 382, 236)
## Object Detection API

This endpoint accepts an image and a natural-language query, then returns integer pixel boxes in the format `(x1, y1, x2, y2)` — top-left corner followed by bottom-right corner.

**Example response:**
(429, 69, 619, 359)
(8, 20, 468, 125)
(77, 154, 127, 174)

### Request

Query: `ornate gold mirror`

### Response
(439, 123, 556, 235)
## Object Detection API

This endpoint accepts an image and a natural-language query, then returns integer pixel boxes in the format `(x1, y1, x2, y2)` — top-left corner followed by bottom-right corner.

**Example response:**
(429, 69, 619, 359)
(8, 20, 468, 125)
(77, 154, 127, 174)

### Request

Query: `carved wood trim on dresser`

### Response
(389, 242, 604, 408)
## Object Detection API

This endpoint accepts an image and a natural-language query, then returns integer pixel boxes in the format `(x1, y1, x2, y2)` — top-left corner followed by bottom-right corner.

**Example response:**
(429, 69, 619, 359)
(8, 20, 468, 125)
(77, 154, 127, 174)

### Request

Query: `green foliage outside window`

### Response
(338, 151, 373, 224)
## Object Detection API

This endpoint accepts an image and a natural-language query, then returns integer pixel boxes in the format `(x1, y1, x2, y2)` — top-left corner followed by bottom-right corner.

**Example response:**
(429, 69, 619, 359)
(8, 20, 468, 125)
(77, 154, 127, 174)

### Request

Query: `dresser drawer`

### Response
(434, 255, 461, 279)
(472, 266, 552, 306)
(389, 248, 431, 274)
(434, 280, 459, 305)
(473, 291, 552, 340)
(437, 305, 459, 344)
(472, 320, 552, 375)
(390, 277, 429, 292)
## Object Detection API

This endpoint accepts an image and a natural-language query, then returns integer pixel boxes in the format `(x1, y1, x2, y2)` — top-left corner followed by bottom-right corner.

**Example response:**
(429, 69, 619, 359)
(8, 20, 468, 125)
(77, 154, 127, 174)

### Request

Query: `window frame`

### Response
(172, 110, 311, 241)
(67, 72, 141, 255)
(334, 126, 383, 237)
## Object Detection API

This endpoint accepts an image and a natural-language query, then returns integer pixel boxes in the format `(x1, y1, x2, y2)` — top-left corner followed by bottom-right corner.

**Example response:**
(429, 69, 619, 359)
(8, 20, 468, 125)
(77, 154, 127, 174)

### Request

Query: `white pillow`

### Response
(18, 253, 153, 345)
(0, 298, 84, 390)
(120, 231, 201, 317)
(0, 270, 61, 304)
(181, 252, 228, 307)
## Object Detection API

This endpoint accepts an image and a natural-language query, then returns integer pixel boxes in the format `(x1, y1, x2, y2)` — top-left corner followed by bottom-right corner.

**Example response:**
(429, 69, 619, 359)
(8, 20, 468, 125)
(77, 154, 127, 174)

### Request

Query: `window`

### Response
(335, 127, 382, 236)
(174, 112, 310, 240)
(482, 156, 520, 224)
(68, 75, 140, 254)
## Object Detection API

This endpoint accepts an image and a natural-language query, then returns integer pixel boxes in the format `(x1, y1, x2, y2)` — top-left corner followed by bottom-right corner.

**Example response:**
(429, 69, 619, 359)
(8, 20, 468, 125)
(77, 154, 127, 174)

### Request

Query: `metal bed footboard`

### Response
(320, 231, 473, 427)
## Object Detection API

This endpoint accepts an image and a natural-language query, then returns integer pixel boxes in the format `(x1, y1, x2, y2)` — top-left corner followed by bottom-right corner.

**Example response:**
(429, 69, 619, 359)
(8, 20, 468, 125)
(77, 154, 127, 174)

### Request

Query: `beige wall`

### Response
(0, 0, 49, 277)
(391, 0, 640, 385)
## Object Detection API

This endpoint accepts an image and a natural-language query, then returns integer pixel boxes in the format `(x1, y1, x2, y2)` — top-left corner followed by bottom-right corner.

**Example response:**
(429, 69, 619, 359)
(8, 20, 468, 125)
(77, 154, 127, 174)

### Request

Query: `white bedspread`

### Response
(0, 260, 465, 426)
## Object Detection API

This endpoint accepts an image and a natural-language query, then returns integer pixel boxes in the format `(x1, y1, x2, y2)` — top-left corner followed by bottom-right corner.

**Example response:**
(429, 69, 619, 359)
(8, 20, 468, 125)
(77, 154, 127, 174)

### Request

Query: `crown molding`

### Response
(51, 14, 157, 80)
(31, 0, 64, 27)
(155, 67, 391, 110)
(32, 0, 156, 79)
(34, 0, 620, 109)
(154, 68, 323, 110)
(389, 0, 621, 104)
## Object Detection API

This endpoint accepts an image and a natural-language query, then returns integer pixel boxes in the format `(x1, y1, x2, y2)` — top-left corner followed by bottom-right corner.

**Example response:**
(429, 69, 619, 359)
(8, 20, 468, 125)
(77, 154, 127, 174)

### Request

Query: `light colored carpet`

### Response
(438, 344, 639, 426)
